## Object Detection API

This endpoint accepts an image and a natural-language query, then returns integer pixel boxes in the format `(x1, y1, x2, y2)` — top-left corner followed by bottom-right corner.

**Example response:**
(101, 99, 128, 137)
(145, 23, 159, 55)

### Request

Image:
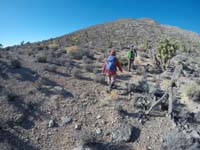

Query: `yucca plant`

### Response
(157, 38, 180, 69)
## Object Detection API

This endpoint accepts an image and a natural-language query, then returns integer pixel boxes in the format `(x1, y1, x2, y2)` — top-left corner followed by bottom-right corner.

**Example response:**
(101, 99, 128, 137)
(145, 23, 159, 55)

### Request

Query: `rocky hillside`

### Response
(1, 18, 200, 150)
(47, 18, 200, 51)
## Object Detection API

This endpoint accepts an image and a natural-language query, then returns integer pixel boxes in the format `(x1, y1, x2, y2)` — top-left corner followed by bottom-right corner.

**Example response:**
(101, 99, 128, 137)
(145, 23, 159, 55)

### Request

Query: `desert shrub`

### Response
(20, 41, 25, 46)
(51, 50, 63, 58)
(44, 64, 57, 72)
(157, 38, 180, 69)
(83, 64, 94, 72)
(82, 55, 92, 64)
(37, 46, 44, 51)
(93, 68, 101, 74)
(71, 68, 82, 79)
(94, 74, 106, 84)
(65, 46, 93, 60)
(10, 59, 21, 68)
(7, 91, 18, 101)
(99, 49, 106, 53)
(97, 56, 105, 63)
(36, 54, 47, 63)
(28, 51, 34, 56)
(180, 81, 200, 98)
(118, 57, 128, 66)
(48, 43, 59, 50)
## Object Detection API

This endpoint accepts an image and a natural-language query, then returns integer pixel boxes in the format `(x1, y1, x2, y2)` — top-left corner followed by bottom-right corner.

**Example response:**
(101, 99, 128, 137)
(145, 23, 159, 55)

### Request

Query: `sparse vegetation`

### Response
(1, 18, 200, 150)
(118, 56, 128, 66)
(20, 41, 25, 45)
(48, 43, 59, 50)
(94, 74, 106, 84)
(65, 46, 94, 60)
(71, 68, 82, 79)
(0, 43, 3, 48)
(180, 81, 200, 98)
(92, 68, 100, 74)
(83, 64, 94, 72)
(10, 59, 21, 68)
(82, 55, 92, 64)
(36, 54, 47, 63)
(157, 38, 180, 69)
(44, 64, 57, 72)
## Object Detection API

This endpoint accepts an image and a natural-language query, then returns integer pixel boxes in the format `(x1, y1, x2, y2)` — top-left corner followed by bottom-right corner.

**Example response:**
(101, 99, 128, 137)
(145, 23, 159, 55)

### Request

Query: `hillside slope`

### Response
(1, 18, 200, 150)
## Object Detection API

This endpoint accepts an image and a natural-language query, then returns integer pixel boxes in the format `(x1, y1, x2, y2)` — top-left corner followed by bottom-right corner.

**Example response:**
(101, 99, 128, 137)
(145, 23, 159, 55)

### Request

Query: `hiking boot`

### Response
(108, 83, 114, 91)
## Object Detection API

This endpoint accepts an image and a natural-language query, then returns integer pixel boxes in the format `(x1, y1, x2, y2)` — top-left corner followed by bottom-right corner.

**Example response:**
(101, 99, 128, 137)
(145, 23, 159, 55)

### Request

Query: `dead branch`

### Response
(146, 64, 183, 115)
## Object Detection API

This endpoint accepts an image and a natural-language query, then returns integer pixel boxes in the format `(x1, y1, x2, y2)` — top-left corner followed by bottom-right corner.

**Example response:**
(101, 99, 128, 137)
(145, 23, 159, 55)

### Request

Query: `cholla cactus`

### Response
(157, 38, 179, 69)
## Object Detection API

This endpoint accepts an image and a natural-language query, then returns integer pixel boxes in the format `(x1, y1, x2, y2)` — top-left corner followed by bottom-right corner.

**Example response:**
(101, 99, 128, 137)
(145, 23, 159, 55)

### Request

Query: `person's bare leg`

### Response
(111, 74, 116, 88)
(132, 58, 134, 70)
(128, 59, 131, 72)
(107, 75, 111, 85)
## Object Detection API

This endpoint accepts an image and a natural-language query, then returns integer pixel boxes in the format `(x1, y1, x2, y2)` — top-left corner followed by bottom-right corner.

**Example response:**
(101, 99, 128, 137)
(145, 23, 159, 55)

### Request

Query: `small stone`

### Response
(48, 120, 54, 128)
(96, 115, 102, 119)
(80, 92, 89, 98)
(105, 132, 111, 136)
(94, 122, 98, 127)
(24, 138, 29, 142)
(146, 146, 152, 150)
(86, 112, 91, 115)
(36, 136, 40, 141)
(50, 95, 59, 101)
(101, 120, 106, 125)
(195, 112, 200, 122)
(160, 138, 164, 143)
(61, 116, 72, 125)
(28, 116, 34, 122)
(53, 128, 58, 132)
(74, 124, 81, 130)
(96, 128, 102, 134)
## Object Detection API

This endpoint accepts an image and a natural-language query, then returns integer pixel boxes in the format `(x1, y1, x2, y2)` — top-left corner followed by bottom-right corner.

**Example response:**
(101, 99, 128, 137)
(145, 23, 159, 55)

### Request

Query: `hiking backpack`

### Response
(106, 55, 117, 71)
(128, 50, 134, 59)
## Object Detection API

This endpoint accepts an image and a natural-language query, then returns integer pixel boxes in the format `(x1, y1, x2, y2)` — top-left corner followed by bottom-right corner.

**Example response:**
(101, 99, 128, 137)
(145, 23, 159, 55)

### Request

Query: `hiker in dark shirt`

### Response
(127, 45, 137, 72)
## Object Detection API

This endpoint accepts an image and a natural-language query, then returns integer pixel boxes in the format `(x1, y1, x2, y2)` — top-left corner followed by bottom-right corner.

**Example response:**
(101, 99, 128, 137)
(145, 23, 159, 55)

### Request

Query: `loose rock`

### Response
(112, 123, 133, 142)
(61, 116, 72, 125)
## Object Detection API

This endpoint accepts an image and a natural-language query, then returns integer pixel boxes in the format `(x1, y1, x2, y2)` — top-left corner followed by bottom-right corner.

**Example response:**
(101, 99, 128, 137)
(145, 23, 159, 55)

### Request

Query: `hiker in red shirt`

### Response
(102, 48, 123, 89)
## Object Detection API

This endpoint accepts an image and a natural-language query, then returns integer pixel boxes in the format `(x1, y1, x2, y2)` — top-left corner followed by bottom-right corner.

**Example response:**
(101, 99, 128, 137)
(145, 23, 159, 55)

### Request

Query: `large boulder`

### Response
(112, 123, 133, 142)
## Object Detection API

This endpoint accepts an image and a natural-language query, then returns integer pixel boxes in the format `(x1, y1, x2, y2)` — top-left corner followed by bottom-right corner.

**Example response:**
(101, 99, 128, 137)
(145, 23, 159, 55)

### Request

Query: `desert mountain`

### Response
(1, 18, 200, 150)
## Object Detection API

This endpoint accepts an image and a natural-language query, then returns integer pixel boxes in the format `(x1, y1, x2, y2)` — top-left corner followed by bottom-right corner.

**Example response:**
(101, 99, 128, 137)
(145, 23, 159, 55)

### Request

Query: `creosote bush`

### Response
(180, 81, 200, 98)
(36, 54, 47, 63)
(118, 56, 128, 66)
(84, 64, 94, 72)
(65, 46, 93, 60)
(48, 43, 59, 50)
(71, 68, 82, 79)
(10, 59, 21, 68)
(94, 74, 106, 84)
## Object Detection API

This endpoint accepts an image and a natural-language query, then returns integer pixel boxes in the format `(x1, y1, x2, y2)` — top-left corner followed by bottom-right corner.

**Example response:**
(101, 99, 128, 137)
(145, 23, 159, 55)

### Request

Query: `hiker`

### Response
(102, 48, 123, 89)
(127, 45, 137, 72)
